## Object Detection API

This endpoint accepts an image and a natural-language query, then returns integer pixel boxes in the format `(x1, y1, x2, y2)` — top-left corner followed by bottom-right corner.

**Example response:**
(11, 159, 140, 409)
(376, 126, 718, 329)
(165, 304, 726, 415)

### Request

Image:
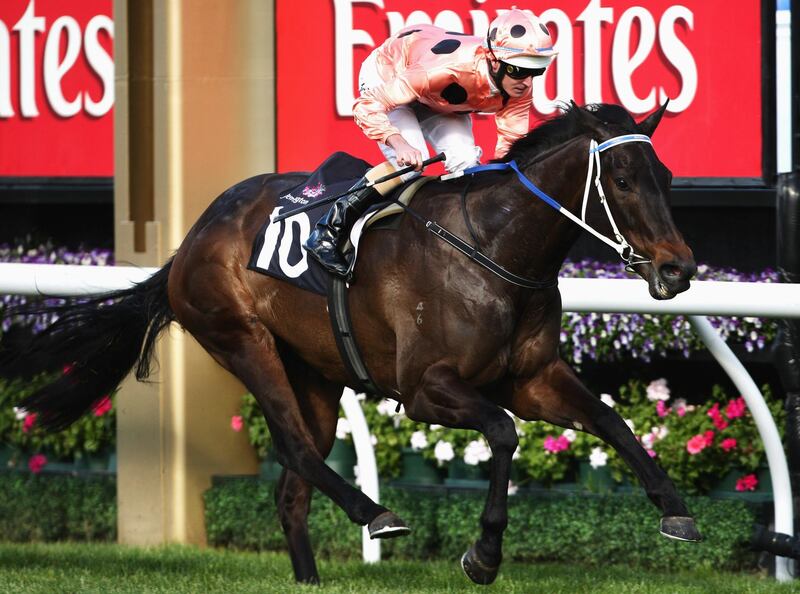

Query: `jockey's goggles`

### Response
(504, 63, 545, 80)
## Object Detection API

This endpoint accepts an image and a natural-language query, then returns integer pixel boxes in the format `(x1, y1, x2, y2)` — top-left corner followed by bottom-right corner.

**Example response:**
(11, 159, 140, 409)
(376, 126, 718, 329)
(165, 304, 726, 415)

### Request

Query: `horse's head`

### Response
(572, 102, 696, 299)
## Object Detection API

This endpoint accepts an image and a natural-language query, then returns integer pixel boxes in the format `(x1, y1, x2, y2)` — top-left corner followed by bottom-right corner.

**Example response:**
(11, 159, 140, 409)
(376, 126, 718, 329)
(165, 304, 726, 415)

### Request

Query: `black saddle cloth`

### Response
(248, 152, 401, 295)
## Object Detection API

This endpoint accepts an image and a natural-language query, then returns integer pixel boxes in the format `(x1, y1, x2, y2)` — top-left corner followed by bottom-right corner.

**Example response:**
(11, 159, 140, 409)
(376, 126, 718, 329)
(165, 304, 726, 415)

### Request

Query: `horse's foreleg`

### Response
(406, 364, 518, 585)
(506, 359, 702, 542)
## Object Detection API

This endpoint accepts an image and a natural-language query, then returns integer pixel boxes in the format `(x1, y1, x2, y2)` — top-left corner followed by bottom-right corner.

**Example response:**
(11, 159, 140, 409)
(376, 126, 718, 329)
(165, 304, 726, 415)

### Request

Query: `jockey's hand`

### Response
(387, 134, 424, 171)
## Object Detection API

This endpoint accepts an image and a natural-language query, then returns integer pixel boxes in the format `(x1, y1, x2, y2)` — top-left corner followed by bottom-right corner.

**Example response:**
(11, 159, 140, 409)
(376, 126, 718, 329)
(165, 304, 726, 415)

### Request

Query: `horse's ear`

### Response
(637, 100, 670, 137)
(571, 101, 606, 137)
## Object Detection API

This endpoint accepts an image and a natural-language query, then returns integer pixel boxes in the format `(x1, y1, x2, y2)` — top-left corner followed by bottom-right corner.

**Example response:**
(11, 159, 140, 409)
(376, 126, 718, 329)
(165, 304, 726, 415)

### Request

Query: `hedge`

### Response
(0, 471, 762, 571)
(204, 477, 760, 571)
(0, 472, 116, 542)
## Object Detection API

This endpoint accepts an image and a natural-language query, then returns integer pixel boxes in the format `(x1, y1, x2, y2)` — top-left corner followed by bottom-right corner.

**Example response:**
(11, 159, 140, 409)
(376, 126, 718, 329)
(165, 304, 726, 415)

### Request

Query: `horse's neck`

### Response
(474, 138, 589, 282)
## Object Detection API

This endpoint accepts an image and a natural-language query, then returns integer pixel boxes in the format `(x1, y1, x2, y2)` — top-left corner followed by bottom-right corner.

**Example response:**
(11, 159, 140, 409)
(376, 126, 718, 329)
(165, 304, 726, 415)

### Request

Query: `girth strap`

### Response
(327, 275, 390, 398)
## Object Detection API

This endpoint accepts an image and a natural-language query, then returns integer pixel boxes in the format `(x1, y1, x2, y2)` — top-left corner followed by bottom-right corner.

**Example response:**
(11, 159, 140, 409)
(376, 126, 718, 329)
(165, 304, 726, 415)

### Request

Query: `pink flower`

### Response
(230, 415, 243, 432)
(656, 400, 671, 418)
(686, 434, 708, 455)
(726, 397, 747, 420)
(676, 406, 687, 417)
(647, 449, 657, 458)
(703, 430, 715, 446)
(720, 438, 737, 452)
(22, 413, 37, 433)
(63, 363, 74, 375)
(708, 403, 727, 430)
(736, 474, 758, 492)
(28, 454, 47, 474)
(92, 396, 112, 417)
(544, 435, 570, 453)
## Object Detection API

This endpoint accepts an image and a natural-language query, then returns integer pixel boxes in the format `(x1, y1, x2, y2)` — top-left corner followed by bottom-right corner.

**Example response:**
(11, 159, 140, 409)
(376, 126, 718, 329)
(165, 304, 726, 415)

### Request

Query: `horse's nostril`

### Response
(660, 264, 683, 279)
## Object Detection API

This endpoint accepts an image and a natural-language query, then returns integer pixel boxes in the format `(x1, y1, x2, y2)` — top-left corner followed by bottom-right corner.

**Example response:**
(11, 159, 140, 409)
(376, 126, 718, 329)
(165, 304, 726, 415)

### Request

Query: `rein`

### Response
(448, 133, 654, 272)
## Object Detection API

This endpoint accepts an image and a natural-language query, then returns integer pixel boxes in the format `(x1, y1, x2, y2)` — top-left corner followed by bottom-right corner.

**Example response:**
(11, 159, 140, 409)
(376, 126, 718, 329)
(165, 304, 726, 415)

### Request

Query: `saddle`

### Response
(248, 152, 433, 296)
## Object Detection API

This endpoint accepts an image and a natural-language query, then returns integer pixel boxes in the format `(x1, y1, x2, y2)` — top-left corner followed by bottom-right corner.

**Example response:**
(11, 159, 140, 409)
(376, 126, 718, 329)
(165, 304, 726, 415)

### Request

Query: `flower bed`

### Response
(236, 377, 782, 497)
(0, 242, 117, 473)
(0, 242, 114, 334)
(0, 375, 116, 474)
(558, 260, 778, 365)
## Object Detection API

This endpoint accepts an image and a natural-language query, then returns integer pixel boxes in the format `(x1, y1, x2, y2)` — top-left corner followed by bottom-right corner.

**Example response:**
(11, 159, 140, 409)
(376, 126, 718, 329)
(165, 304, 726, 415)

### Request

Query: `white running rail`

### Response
(2, 263, 799, 579)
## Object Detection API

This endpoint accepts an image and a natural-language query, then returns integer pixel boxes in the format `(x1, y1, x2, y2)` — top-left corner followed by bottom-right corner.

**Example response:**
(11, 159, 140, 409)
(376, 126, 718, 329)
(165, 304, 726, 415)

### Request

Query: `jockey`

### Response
(304, 8, 556, 278)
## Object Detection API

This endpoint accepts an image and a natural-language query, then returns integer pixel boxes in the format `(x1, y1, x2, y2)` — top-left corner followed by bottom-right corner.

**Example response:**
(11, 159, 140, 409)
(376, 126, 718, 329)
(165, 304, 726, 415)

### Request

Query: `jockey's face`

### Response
(501, 71, 533, 98)
(490, 59, 537, 98)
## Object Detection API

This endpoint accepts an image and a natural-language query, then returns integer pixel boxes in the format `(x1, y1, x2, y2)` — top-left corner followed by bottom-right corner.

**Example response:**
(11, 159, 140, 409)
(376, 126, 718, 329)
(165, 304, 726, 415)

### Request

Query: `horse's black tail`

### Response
(0, 260, 176, 431)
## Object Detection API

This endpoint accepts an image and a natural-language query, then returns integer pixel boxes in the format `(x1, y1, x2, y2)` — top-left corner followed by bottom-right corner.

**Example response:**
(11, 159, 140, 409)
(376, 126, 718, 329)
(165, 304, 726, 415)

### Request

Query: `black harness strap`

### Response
(424, 221, 557, 290)
(378, 177, 557, 291)
(326, 275, 391, 398)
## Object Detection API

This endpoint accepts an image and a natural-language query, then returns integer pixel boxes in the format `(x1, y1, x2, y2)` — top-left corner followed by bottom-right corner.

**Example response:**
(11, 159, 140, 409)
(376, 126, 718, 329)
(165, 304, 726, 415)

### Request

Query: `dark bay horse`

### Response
(3, 102, 699, 585)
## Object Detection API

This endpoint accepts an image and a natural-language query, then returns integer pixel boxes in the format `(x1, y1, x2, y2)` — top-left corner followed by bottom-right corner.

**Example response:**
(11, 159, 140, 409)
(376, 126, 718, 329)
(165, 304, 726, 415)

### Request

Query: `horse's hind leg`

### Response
(275, 470, 318, 583)
(506, 359, 702, 542)
(207, 324, 396, 536)
(405, 364, 518, 585)
(274, 348, 340, 584)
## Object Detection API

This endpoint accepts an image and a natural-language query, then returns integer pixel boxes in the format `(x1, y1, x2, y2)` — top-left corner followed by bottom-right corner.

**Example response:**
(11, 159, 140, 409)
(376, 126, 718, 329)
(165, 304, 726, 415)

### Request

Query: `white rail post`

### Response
(340, 388, 381, 563)
(690, 315, 794, 582)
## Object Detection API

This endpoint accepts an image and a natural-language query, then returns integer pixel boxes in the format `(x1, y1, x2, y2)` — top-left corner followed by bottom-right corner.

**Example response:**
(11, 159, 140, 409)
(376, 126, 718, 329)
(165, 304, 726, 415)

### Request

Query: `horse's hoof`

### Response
(460, 544, 499, 585)
(368, 511, 410, 539)
(660, 516, 703, 542)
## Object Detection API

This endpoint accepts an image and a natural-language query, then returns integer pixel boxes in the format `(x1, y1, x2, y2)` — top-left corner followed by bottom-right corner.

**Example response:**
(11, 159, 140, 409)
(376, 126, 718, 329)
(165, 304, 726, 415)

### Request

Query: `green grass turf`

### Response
(0, 542, 797, 594)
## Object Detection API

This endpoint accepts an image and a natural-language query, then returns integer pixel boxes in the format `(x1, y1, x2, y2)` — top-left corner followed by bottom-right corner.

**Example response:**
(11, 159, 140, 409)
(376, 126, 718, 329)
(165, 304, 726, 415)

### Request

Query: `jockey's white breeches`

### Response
(358, 51, 483, 179)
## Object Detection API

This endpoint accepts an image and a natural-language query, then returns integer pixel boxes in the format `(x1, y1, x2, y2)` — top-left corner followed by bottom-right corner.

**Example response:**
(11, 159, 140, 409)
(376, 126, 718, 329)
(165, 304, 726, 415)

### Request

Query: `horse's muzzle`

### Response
(649, 258, 697, 299)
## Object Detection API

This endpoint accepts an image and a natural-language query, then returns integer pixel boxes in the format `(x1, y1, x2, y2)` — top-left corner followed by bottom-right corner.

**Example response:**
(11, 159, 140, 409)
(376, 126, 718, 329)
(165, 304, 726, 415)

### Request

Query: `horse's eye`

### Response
(614, 177, 630, 191)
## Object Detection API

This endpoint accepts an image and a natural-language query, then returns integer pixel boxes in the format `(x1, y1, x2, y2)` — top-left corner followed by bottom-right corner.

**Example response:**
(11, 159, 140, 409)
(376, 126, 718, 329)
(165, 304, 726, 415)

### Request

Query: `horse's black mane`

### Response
(501, 103, 639, 165)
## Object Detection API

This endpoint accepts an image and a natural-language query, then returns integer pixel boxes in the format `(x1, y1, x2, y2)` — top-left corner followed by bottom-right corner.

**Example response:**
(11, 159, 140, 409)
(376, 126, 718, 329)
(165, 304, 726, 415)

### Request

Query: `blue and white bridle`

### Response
(446, 133, 655, 270)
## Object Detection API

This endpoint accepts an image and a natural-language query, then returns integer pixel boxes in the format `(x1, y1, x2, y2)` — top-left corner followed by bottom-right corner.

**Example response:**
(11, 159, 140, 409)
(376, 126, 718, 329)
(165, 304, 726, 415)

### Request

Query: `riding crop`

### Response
(272, 152, 446, 222)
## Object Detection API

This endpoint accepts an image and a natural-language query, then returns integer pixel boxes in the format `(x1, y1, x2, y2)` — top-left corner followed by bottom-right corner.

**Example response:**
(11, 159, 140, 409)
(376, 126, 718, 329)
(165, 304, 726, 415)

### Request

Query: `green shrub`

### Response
(0, 472, 116, 542)
(204, 478, 760, 571)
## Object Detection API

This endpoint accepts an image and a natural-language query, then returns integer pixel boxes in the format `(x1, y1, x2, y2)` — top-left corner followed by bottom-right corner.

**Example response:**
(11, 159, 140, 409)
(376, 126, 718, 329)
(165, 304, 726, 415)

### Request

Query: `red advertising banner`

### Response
(277, 0, 765, 178)
(0, 0, 113, 177)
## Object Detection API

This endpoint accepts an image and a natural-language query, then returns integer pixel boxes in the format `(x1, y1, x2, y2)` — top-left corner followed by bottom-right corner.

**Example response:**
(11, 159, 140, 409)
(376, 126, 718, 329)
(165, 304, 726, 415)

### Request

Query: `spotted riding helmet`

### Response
(486, 8, 556, 84)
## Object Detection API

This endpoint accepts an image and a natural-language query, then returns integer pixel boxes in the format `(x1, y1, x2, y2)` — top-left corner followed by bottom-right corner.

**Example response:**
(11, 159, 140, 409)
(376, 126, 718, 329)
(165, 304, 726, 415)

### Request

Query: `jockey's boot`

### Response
(304, 161, 402, 278)
(304, 181, 378, 277)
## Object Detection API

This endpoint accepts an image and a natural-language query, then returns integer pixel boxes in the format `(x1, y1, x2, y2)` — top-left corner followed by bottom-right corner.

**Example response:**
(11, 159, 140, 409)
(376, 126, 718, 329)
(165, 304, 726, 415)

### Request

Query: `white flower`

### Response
(641, 433, 655, 449)
(624, 419, 635, 433)
(600, 394, 616, 408)
(646, 378, 671, 402)
(652, 425, 669, 440)
(376, 399, 396, 416)
(370, 434, 378, 446)
(463, 439, 492, 466)
(429, 424, 443, 431)
(12, 406, 27, 420)
(336, 417, 351, 440)
(589, 447, 608, 468)
(410, 430, 428, 451)
(434, 440, 455, 463)
(507, 480, 519, 496)
(562, 429, 577, 442)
